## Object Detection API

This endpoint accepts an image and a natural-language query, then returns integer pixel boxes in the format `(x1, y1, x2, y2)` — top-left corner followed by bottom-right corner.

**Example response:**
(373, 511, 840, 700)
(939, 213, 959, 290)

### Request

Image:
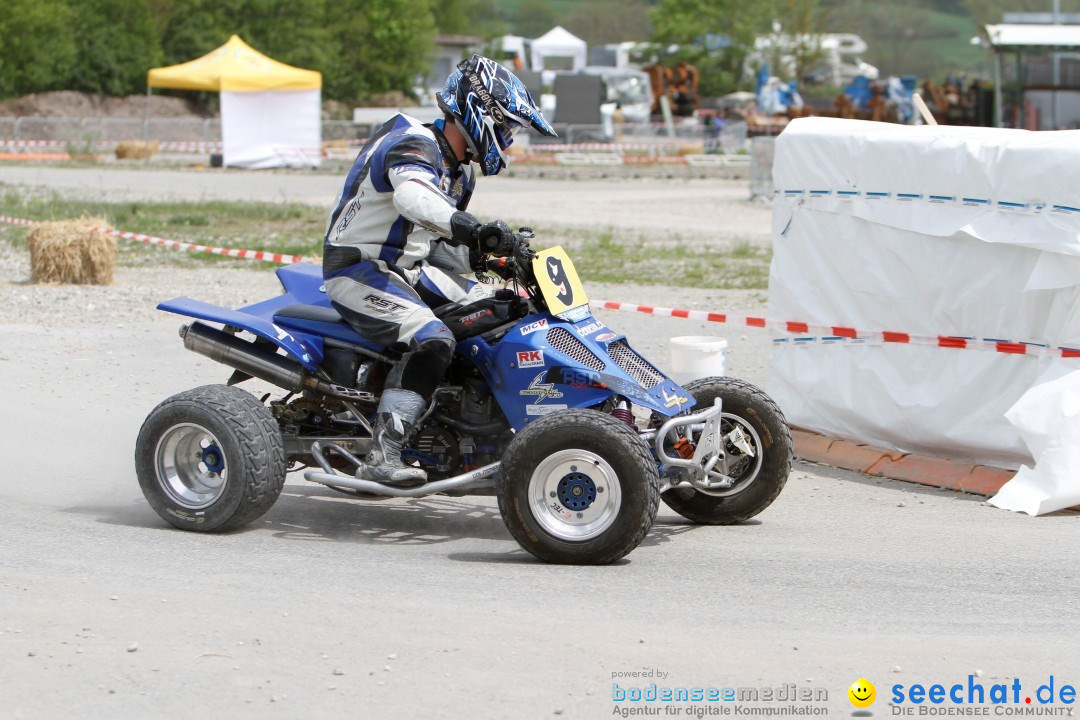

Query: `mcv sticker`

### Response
(520, 319, 548, 335)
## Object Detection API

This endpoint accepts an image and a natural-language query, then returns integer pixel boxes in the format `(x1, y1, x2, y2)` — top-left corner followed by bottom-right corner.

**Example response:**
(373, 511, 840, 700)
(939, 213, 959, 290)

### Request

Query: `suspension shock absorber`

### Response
(611, 398, 635, 428)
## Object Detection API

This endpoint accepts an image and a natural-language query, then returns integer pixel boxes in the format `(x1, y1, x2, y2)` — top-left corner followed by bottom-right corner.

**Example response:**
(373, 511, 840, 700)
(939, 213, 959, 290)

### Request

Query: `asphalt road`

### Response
(1, 166, 1076, 718)
(0, 165, 772, 246)
(2, 318, 1077, 719)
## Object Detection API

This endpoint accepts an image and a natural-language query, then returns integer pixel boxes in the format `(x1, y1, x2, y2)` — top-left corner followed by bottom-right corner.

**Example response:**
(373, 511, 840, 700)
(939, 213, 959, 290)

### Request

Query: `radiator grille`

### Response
(608, 339, 666, 389)
(545, 328, 605, 372)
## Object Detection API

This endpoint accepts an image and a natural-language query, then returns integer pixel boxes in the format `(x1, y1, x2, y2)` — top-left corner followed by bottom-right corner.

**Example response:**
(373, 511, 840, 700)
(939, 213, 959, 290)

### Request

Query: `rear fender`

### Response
(157, 296, 323, 370)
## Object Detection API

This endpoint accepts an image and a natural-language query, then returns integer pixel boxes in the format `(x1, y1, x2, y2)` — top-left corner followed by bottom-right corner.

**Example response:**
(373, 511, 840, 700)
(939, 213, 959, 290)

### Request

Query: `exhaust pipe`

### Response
(180, 322, 381, 404)
(181, 322, 307, 392)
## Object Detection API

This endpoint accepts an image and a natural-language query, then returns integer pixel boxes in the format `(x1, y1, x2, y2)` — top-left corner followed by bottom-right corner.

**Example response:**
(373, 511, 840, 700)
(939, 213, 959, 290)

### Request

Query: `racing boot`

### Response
(356, 389, 428, 486)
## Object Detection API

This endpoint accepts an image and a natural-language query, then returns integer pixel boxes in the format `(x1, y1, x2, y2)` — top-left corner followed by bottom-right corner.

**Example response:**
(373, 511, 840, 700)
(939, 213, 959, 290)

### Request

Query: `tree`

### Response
(157, 0, 435, 103)
(158, 0, 241, 66)
(0, 0, 77, 98)
(820, 0, 940, 79)
(324, 0, 437, 102)
(564, 0, 653, 46)
(236, 0, 337, 76)
(433, 0, 506, 40)
(652, 0, 776, 95)
(70, 0, 163, 96)
(754, 0, 824, 84)
(514, 0, 557, 38)
(433, 0, 477, 35)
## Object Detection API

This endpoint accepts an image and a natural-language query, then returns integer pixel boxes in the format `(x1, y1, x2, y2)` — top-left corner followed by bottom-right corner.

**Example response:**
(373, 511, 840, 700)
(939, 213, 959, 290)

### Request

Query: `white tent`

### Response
(531, 26, 587, 72)
(148, 35, 322, 169)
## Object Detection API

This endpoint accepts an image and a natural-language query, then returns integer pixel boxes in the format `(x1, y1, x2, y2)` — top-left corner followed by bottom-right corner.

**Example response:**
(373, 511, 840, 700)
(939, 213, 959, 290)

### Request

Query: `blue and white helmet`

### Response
(437, 54, 557, 176)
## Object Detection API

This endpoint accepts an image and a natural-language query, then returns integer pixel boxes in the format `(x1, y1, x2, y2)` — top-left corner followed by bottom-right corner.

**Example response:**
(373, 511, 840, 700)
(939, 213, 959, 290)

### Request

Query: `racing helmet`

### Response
(437, 54, 557, 176)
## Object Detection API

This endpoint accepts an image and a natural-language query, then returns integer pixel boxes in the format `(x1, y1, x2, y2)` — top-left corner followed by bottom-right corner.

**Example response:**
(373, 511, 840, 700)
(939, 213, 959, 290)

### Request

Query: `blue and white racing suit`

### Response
(322, 113, 493, 398)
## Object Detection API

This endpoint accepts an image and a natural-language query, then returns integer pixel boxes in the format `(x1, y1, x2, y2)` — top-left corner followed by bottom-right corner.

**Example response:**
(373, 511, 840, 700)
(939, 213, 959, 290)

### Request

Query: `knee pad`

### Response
(387, 336, 456, 400)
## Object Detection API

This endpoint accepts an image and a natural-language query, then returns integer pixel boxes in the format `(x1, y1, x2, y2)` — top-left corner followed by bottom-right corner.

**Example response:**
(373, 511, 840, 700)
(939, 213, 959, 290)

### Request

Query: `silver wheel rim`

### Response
(695, 413, 764, 498)
(528, 449, 622, 541)
(154, 423, 229, 509)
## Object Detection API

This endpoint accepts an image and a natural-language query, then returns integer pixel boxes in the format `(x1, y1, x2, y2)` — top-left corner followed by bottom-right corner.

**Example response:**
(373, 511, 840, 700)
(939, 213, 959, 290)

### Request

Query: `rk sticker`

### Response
(517, 349, 545, 368)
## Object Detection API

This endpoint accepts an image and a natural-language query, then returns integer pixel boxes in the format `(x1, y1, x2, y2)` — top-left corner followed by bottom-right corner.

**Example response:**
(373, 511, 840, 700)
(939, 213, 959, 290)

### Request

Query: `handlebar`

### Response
(482, 228, 537, 283)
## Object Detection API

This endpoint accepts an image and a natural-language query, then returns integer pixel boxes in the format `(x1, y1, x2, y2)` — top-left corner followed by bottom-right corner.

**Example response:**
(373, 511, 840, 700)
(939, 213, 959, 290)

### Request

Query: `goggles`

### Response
(495, 122, 523, 151)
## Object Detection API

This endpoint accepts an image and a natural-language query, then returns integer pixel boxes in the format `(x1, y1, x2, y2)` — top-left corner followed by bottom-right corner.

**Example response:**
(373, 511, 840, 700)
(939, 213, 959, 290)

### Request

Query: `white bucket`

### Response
(669, 336, 728, 384)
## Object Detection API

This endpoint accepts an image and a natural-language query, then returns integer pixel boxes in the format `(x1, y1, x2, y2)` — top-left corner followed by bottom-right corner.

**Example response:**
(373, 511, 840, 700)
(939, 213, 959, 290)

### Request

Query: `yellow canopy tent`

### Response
(147, 35, 321, 92)
(146, 36, 323, 168)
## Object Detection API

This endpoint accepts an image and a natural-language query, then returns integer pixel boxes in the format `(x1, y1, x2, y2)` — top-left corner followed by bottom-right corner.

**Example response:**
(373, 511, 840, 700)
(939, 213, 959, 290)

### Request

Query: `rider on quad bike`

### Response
(322, 55, 557, 486)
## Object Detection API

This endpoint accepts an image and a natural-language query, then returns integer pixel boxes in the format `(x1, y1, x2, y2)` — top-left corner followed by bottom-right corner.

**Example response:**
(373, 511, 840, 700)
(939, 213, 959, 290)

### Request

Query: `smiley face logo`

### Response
(848, 678, 876, 708)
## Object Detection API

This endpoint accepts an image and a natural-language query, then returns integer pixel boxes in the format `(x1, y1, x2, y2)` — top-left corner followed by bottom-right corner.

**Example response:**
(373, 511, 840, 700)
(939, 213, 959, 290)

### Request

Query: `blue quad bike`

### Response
(135, 235, 793, 564)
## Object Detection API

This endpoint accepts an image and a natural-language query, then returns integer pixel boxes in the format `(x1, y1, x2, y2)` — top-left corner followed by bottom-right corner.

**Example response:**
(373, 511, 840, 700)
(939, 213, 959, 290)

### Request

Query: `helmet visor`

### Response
(495, 122, 523, 151)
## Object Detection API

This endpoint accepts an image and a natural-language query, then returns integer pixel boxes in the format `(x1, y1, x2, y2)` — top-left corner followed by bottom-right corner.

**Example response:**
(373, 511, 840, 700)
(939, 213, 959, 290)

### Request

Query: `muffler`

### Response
(181, 322, 307, 391)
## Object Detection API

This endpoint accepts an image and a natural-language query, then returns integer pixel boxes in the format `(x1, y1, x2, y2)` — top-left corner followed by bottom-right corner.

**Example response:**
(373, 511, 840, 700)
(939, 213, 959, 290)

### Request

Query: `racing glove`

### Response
(450, 211, 518, 275)
(450, 212, 517, 257)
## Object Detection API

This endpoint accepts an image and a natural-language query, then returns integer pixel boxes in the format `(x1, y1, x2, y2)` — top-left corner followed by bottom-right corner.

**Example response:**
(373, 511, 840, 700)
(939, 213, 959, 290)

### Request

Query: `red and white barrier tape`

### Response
(102, 227, 316, 264)
(0, 139, 221, 153)
(591, 300, 1080, 359)
(526, 142, 703, 154)
(0, 215, 318, 264)
(1, 213, 1072, 358)
(0, 140, 68, 149)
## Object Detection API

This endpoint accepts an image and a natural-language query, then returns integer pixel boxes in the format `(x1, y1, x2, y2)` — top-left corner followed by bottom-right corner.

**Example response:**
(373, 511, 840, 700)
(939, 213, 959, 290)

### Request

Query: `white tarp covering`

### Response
(530, 26, 587, 72)
(768, 117, 1080, 512)
(221, 89, 321, 169)
(991, 366, 1080, 514)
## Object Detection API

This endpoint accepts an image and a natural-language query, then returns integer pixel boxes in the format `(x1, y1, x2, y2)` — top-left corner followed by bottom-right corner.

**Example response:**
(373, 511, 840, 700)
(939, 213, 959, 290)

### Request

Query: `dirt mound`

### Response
(0, 91, 214, 119)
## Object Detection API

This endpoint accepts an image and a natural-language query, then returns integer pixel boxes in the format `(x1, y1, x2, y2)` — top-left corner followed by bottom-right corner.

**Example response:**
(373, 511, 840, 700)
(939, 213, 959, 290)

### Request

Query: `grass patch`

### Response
(0, 188, 325, 268)
(0, 190, 770, 289)
(549, 229, 771, 290)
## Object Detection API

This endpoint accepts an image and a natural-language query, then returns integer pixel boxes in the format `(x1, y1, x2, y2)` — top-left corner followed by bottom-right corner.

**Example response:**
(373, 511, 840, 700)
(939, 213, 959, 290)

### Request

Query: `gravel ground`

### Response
(0, 236, 772, 386)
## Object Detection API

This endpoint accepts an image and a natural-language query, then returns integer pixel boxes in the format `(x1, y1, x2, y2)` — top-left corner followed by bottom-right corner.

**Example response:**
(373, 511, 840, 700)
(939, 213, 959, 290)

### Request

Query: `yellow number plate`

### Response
(533, 247, 589, 319)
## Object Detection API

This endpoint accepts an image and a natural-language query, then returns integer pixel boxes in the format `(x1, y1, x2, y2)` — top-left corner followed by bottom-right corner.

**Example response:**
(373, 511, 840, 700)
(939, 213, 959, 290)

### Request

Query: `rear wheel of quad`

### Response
(660, 377, 792, 525)
(497, 409, 660, 564)
(135, 384, 287, 532)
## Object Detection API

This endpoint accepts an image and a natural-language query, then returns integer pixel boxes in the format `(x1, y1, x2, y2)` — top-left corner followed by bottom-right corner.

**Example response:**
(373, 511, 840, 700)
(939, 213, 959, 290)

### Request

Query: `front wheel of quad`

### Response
(660, 377, 792, 525)
(135, 384, 287, 532)
(497, 409, 660, 564)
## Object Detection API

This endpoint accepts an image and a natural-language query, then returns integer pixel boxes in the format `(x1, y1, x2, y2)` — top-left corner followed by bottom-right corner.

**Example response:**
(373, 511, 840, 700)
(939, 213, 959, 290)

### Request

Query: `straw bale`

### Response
(114, 141, 158, 160)
(27, 218, 115, 285)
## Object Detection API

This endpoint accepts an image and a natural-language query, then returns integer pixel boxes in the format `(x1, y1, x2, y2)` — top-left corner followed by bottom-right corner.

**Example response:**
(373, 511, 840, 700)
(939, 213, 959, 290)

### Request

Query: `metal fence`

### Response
(0, 115, 752, 160)
(0, 116, 223, 144)
(750, 136, 776, 199)
(536, 120, 748, 150)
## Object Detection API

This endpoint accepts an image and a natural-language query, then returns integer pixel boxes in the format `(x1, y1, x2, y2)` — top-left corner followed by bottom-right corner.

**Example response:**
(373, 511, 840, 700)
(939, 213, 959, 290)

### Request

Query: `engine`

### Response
(407, 370, 512, 483)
